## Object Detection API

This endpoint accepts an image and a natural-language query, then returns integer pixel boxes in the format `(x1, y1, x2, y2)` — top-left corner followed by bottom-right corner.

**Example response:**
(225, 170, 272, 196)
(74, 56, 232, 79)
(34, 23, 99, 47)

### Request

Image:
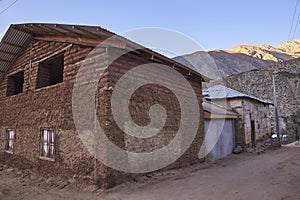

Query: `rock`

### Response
(256, 147, 264, 155)
(58, 184, 66, 189)
(6, 168, 13, 173)
(57, 181, 69, 189)
(233, 146, 243, 154)
(21, 171, 30, 178)
(86, 185, 98, 193)
(0, 167, 3, 171)
(146, 174, 152, 178)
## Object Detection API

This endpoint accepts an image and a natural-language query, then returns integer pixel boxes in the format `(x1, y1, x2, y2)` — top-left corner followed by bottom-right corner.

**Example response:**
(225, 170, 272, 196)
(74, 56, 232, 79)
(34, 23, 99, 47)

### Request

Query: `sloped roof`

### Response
(203, 85, 272, 104)
(0, 23, 206, 82)
(202, 100, 238, 119)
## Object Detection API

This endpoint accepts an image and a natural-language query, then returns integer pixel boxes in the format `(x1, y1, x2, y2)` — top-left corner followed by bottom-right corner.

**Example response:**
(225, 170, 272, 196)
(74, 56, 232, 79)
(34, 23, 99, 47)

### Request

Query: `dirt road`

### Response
(0, 142, 299, 200)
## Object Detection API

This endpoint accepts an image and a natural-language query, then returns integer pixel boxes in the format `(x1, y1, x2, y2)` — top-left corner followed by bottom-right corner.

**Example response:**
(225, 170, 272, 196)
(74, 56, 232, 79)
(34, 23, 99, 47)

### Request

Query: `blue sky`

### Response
(0, 0, 299, 51)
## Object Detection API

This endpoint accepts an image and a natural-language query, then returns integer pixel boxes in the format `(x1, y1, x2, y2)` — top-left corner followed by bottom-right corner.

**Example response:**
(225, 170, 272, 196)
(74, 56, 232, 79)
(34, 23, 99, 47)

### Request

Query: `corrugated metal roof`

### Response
(0, 27, 31, 78)
(203, 85, 272, 104)
(0, 23, 205, 82)
(0, 23, 114, 81)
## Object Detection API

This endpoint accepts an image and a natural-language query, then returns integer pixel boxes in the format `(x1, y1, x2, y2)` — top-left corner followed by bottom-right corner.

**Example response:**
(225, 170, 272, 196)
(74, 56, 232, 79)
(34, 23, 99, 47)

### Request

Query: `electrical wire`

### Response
(288, 0, 299, 40)
(292, 3, 300, 39)
(0, 0, 19, 15)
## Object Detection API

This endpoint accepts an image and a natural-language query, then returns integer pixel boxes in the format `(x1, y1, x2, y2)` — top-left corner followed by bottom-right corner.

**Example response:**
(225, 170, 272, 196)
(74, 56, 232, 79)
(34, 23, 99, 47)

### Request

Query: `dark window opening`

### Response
(36, 54, 64, 88)
(6, 71, 24, 96)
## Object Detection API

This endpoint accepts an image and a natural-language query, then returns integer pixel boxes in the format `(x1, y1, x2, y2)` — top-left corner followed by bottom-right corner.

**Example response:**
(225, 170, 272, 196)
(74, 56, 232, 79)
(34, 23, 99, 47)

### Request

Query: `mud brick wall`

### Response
(100, 49, 204, 187)
(213, 58, 300, 139)
(0, 39, 204, 188)
(0, 39, 110, 186)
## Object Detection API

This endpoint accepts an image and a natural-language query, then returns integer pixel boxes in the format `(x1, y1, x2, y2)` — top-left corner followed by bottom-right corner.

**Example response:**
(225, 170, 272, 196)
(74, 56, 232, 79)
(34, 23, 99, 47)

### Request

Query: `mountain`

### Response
(228, 38, 300, 62)
(174, 38, 300, 79)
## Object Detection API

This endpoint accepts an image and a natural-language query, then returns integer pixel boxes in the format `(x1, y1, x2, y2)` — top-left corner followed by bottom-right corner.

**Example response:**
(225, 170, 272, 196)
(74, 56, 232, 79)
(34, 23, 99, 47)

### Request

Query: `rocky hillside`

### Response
(174, 38, 300, 78)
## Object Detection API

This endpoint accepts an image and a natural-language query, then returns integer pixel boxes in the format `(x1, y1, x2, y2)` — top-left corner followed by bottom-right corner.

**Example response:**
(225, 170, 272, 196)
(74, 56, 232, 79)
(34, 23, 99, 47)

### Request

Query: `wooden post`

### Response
(273, 75, 281, 147)
(296, 124, 300, 141)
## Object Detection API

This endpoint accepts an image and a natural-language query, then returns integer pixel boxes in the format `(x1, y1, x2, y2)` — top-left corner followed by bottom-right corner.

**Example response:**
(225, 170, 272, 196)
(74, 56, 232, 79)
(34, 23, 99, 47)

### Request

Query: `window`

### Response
(5, 129, 15, 153)
(36, 54, 64, 88)
(40, 128, 55, 160)
(7, 71, 24, 96)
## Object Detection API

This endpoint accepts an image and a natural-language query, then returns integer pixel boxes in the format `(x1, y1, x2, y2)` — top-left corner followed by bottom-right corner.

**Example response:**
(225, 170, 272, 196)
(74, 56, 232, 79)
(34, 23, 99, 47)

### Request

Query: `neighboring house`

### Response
(0, 23, 205, 188)
(204, 85, 272, 148)
(202, 100, 238, 161)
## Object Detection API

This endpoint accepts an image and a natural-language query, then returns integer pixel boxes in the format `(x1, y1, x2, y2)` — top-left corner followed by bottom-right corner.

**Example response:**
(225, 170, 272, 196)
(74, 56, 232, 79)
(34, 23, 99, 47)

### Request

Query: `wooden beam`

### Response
(11, 25, 34, 35)
(27, 24, 52, 35)
(32, 44, 72, 64)
(204, 112, 238, 119)
(95, 27, 113, 37)
(72, 26, 100, 39)
(35, 24, 65, 35)
(34, 35, 103, 47)
(54, 24, 82, 37)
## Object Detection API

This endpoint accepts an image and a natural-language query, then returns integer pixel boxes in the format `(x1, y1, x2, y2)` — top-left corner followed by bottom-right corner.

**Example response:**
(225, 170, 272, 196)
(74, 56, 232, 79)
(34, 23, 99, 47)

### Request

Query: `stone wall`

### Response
(0, 38, 204, 188)
(214, 58, 300, 141)
(213, 98, 271, 147)
(243, 99, 271, 145)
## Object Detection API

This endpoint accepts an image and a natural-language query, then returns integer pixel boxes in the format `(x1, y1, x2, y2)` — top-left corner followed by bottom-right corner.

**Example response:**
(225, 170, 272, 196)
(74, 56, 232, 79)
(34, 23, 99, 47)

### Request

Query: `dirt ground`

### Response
(0, 141, 299, 200)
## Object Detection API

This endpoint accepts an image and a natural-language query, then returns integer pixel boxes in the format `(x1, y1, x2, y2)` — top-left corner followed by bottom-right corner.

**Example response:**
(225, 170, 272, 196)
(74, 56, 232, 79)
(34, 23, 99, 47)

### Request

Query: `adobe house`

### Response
(202, 100, 238, 160)
(204, 85, 272, 148)
(0, 23, 205, 188)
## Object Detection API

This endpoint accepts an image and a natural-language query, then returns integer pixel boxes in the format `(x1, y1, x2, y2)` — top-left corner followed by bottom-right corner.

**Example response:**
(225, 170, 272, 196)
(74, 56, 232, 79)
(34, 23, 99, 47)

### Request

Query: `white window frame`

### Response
(5, 129, 15, 153)
(39, 128, 55, 161)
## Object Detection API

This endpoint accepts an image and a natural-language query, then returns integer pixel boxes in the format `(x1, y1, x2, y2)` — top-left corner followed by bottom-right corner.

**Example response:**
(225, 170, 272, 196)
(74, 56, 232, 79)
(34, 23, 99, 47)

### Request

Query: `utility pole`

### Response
(273, 75, 281, 147)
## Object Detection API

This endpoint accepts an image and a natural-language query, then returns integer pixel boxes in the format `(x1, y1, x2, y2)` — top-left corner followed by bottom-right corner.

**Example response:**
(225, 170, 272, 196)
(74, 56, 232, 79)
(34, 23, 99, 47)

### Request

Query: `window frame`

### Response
(39, 128, 56, 161)
(6, 70, 24, 96)
(5, 129, 15, 154)
(36, 54, 64, 89)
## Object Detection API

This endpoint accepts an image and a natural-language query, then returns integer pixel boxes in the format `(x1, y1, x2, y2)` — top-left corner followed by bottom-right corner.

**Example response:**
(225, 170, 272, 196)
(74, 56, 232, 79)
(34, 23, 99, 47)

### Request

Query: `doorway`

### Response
(251, 120, 256, 147)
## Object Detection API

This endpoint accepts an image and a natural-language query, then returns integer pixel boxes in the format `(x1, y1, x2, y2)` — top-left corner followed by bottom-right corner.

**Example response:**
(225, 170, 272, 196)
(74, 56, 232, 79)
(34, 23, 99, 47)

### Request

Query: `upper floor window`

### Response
(5, 129, 15, 153)
(36, 54, 64, 89)
(6, 71, 24, 96)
